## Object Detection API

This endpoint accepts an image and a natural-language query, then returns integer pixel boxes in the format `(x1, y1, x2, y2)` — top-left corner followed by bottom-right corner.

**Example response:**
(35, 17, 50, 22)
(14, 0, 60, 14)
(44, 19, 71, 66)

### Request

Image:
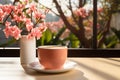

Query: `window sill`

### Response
(0, 48, 120, 57)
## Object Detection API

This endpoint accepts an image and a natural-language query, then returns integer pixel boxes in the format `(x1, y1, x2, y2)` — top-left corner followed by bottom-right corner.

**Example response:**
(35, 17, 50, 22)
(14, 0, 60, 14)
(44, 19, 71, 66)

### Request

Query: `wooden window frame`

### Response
(0, 48, 120, 57)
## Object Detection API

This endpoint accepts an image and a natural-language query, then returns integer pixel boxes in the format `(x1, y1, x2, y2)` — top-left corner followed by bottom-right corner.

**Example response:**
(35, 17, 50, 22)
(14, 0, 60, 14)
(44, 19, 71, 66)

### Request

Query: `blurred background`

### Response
(0, 0, 120, 49)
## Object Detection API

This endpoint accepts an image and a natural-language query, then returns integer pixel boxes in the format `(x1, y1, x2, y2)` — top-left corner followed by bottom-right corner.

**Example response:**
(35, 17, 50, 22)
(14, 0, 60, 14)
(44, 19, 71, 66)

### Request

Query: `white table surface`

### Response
(0, 57, 120, 80)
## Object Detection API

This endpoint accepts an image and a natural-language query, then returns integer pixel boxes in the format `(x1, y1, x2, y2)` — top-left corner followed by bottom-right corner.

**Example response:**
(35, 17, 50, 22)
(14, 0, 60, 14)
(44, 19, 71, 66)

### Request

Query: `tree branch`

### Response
(38, 2, 60, 16)
(67, 0, 78, 24)
(83, 0, 86, 6)
(53, 0, 78, 35)
(78, 0, 85, 31)
(53, 0, 90, 48)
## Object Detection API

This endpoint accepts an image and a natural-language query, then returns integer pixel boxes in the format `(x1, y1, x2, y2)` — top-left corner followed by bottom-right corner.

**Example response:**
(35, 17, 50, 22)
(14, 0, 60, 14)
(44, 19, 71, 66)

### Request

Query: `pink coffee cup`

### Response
(37, 45, 68, 70)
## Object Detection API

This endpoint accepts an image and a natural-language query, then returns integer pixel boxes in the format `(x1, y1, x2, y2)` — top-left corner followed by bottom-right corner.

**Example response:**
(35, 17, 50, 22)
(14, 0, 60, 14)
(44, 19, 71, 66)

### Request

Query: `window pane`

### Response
(97, 0, 120, 48)
(0, 0, 120, 49)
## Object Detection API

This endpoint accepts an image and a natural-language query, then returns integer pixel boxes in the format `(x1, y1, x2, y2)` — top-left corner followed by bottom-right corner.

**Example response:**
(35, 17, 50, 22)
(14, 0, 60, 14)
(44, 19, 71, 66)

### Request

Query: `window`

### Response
(2, 0, 120, 57)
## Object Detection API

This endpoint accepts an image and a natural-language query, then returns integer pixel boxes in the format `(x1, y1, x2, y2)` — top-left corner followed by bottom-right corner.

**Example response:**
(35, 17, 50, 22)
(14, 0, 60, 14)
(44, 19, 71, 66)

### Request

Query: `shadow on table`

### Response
(107, 58, 120, 62)
(72, 59, 119, 80)
(22, 66, 88, 80)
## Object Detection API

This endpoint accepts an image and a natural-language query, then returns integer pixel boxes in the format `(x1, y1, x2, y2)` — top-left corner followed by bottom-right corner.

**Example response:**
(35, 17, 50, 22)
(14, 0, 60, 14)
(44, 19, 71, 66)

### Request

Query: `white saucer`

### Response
(28, 60, 77, 73)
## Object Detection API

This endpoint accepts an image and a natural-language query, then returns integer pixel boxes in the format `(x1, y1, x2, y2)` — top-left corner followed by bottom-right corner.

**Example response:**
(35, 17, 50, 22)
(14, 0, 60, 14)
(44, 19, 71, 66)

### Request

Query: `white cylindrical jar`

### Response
(20, 35, 36, 65)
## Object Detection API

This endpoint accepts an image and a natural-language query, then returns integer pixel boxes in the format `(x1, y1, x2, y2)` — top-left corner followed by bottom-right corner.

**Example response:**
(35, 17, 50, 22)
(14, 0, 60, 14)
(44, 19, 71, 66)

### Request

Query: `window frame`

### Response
(0, 48, 120, 57)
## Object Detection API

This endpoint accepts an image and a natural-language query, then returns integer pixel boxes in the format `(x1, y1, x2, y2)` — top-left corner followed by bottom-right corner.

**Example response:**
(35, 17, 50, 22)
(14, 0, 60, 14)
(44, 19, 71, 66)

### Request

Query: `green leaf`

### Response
(37, 29, 53, 46)
(69, 33, 80, 48)
(104, 35, 118, 48)
(34, 0, 38, 3)
(44, 29, 52, 43)
(111, 28, 120, 40)
(22, 8, 29, 12)
(106, 40, 118, 48)
(97, 32, 103, 40)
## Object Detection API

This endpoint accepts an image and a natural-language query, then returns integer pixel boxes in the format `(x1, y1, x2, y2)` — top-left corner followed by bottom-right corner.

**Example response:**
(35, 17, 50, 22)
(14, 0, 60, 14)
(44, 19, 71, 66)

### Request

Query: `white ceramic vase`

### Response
(20, 35, 36, 65)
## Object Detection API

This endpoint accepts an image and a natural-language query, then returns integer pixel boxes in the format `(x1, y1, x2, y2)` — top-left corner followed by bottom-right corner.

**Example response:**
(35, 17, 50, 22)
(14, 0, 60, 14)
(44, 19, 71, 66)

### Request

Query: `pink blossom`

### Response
(0, 9, 4, 16)
(27, 27, 42, 40)
(3, 25, 21, 40)
(41, 14, 46, 19)
(0, 5, 13, 21)
(0, 9, 5, 21)
(0, 17, 3, 22)
(11, 26, 22, 40)
(26, 4, 37, 14)
(5, 21, 11, 27)
(34, 11, 46, 19)
(88, 8, 103, 13)
(3, 22, 12, 38)
(27, 23, 47, 40)
(26, 22, 33, 31)
(75, 8, 88, 18)
(13, 3, 25, 16)
(23, 18, 33, 31)
(85, 27, 92, 39)
(38, 23, 47, 32)
(30, 4, 37, 12)
(13, 6, 23, 15)
(3, 26, 11, 38)
(97, 8, 103, 13)
(0, 1, 46, 40)
(34, 11, 42, 19)
(46, 19, 64, 33)
(17, 3, 25, 9)
(23, 18, 31, 23)
(2, 4, 13, 14)
(85, 27, 92, 32)
(13, 15, 22, 22)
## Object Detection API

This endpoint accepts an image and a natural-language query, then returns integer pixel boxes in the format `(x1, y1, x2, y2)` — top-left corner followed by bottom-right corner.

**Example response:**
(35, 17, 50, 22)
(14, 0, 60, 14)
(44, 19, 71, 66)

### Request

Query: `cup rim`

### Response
(38, 45, 67, 49)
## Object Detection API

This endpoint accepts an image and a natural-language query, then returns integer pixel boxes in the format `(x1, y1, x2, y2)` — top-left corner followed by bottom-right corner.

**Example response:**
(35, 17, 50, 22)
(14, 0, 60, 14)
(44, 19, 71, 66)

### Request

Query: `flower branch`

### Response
(0, 0, 48, 40)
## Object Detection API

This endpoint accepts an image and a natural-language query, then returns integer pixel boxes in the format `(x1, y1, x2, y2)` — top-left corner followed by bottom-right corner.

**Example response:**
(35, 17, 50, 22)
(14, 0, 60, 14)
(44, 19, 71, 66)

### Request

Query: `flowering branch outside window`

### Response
(0, 0, 47, 40)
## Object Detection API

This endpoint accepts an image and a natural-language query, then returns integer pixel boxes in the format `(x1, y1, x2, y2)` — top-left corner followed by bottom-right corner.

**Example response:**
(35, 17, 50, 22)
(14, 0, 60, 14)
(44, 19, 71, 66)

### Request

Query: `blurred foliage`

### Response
(67, 33, 80, 48)
(37, 27, 66, 46)
(111, 28, 120, 40)
(99, 27, 120, 48)
(37, 26, 80, 48)
(104, 35, 118, 48)
(0, 38, 17, 47)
